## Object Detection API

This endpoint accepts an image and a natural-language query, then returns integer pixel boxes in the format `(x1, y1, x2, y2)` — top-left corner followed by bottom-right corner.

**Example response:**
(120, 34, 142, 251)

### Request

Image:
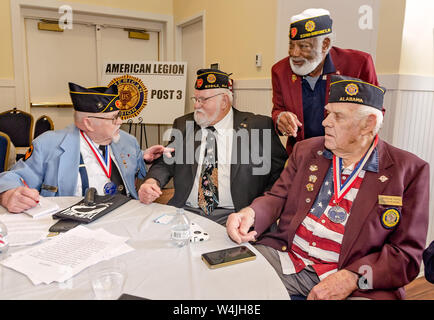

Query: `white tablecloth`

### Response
(0, 197, 289, 300)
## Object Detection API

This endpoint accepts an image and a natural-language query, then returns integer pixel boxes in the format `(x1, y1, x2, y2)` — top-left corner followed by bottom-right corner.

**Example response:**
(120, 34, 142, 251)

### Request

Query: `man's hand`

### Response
(0, 187, 40, 213)
(226, 207, 257, 244)
(307, 269, 358, 300)
(277, 112, 302, 137)
(138, 178, 162, 204)
(143, 145, 174, 163)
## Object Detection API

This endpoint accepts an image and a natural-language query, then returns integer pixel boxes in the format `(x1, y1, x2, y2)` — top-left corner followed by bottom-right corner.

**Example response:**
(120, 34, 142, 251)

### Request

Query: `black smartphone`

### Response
(49, 219, 81, 233)
(201, 245, 256, 269)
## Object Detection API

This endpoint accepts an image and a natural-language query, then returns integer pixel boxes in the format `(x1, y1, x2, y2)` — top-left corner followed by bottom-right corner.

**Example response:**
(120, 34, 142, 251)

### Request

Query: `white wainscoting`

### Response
(0, 80, 16, 111)
(234, 75, 434, 250)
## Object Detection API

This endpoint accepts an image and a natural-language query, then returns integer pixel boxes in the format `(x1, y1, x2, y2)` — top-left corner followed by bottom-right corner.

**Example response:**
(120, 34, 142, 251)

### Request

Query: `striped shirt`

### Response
(279, 148, 379, 280)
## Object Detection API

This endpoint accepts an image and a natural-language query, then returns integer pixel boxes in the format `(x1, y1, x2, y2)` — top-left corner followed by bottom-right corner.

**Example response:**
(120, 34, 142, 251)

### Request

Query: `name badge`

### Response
(41, 184, 58, 193)
(378, 195, 402, 206)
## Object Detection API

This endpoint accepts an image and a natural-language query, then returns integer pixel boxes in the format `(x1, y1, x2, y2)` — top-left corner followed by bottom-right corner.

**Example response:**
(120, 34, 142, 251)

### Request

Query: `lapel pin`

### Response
(306, 183, 314, 192)
(309, 175, 317, 183)
(309, 165, 318, 172)
(292, 75, 297, 83)
(379, 175, 388, 183)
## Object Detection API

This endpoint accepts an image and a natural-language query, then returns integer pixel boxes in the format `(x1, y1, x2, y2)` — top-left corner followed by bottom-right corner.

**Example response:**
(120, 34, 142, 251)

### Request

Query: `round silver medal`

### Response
(327, 205, 347, 224)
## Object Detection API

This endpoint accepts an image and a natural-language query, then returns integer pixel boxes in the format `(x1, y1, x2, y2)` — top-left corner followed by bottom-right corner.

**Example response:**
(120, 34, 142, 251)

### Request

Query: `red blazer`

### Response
(271, 47, 379, 154)
(250, 137, 429, 300)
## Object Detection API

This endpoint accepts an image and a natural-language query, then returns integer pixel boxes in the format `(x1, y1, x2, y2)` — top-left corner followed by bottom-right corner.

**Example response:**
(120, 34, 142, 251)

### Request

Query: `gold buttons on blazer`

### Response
(309, 165, 318, 172)
(281, 246, 287, 251)
(309, 175, 317, 183)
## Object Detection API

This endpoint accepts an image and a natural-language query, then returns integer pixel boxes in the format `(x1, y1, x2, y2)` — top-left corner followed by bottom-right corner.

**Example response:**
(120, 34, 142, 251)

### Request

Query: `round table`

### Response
(0, 197, 289, 300)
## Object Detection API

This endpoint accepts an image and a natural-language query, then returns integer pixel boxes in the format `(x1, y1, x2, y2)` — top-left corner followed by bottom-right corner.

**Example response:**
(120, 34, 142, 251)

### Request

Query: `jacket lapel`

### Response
(230, 108, 247, 185)
(339, 140, 394, 266)
(287, 66, 304, 140)
(110, 141, 135, 197)
(288, 148, 332, 242)
(190, 121, 201, 178)
(58, 126, 80, 196)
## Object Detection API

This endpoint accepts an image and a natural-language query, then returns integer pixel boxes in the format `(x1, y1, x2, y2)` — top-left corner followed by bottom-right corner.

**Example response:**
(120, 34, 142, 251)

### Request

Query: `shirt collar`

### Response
(213, 107, 233, 134)
(302, 52, 335, 82)
(322, 147, 379, 173)
(322, 52, 336, 75)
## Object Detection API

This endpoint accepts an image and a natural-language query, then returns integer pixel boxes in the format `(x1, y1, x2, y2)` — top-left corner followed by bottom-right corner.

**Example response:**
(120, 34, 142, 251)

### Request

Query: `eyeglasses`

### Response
(87, 112, 122, 124)
(190, 93, 224, 104)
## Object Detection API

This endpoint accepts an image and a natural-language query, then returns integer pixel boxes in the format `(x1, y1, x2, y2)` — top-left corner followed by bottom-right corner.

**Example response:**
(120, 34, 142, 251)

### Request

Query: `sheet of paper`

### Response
(1, 226, 134, 285)
(0, 213, 54, 246)
(24, 196, 60, 218)
(7, 230, 49, 247)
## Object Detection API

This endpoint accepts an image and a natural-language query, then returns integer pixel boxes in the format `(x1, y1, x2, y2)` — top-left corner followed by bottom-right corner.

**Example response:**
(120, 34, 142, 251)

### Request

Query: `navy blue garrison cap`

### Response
(194, 69, 233, 91)
(290, 14, 332, 40)
(69, 82, 121, 113)
(328, 75, 386, 110)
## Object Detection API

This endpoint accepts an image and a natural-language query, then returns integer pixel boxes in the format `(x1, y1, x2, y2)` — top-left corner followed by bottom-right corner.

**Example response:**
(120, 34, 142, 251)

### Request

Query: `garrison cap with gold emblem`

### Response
(329, 75, 386, 110)
(195, 69, 233, 91)
(289, 8, 333, 40)
(68, 82, 121, 113)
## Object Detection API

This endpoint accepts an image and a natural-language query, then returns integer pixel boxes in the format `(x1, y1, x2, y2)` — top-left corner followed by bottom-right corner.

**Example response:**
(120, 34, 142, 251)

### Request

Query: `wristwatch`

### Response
(357, 274, 370, 290)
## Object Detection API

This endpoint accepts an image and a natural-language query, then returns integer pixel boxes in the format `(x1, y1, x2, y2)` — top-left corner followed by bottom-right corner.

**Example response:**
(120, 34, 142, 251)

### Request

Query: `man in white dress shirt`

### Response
(139, 69, 287, 225)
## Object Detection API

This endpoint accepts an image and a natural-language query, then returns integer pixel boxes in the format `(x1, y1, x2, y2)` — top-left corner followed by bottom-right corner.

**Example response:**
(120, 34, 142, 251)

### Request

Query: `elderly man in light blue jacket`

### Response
(0, 82, 171, 213)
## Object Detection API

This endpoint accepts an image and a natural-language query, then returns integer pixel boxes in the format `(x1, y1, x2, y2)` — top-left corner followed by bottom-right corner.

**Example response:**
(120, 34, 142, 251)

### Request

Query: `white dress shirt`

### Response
(186, 108, 235, 209)
(75, 133, 128, 196)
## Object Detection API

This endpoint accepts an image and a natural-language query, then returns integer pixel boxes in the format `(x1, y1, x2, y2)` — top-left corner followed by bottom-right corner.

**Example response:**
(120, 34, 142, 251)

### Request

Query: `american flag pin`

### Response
(379, 175, 388, 182)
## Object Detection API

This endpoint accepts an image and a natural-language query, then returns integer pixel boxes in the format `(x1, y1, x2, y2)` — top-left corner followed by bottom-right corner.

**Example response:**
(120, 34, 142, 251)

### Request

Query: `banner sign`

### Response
(102, 61, 187, 124)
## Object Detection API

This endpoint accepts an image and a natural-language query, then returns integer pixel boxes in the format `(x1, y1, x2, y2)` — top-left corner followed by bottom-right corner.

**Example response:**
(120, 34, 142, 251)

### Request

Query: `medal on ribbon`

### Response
(80, 130, 117, 194)
(328, 135, 379, 224)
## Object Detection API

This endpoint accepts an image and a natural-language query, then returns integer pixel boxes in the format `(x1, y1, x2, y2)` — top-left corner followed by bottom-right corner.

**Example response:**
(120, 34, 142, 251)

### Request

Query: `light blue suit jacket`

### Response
(0, 125, 146, 199)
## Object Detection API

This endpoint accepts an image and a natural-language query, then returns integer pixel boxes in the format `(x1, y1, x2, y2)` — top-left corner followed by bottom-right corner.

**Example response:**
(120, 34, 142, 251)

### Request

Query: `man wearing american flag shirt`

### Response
(226, 75, 429, 300)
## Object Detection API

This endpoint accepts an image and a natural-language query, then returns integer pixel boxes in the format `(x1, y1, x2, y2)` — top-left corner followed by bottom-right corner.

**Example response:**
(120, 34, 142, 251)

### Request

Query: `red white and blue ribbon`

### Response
(332, 135, 378, 206)
(80, 130, 112, 178)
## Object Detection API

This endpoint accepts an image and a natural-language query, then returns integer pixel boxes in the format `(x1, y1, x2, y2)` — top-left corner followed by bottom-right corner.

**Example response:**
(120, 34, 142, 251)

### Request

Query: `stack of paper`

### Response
(0, 226, 134, 285)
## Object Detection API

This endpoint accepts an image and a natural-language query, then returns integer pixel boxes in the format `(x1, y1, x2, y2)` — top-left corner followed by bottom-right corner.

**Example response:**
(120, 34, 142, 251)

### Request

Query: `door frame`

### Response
(175, 11, 205, 65)
(10, 0, 174, 112)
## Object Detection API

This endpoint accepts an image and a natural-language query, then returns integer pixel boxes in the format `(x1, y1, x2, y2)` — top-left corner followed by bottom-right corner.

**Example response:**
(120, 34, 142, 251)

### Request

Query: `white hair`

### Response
(315, 33, 334, 55)
(355, 105, 384, 135)
(216, 88, 233, 106)
(290, 8, 331, 23)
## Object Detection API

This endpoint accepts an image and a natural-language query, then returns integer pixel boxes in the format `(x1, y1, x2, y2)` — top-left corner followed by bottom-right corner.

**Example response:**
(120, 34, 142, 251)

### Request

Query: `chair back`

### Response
(34, 115, 54, 139)
(0, 131, 11, 172)
(0, 108, 34, 147)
